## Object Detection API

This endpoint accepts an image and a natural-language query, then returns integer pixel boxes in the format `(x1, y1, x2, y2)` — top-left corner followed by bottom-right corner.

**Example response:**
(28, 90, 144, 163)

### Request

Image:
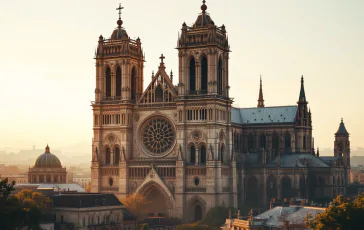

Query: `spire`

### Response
(317, 147, 320, 157)
(257, 75, 265, 108)
(45, 144, 50, 153)
(298, 75, 307, 103)
(335, 118, 349, 136)
(159, 54, 166, 70)
(170, 70, 173, 82)
(116, 3, 124, 28)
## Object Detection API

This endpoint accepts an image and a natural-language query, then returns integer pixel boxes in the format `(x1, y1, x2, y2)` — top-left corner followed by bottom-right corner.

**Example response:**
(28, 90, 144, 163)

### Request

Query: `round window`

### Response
(194, 177, 200, 186)
(140, 117, 175, 155)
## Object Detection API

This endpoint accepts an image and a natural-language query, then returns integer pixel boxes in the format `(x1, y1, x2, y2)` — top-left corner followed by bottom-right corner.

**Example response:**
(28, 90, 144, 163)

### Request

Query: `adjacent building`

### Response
(28, 145, 67, 184)
(51, 193, 135, 230)
(90, 1, 351, 222)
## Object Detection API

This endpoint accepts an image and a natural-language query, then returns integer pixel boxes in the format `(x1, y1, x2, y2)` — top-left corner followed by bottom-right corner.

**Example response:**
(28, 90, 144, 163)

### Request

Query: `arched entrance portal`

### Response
(137, 182, 173, 218)
(194, 205, 202, 222)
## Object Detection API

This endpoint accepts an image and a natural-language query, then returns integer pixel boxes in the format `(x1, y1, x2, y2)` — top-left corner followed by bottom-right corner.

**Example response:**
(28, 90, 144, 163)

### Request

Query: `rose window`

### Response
(141, 117, 175, 155)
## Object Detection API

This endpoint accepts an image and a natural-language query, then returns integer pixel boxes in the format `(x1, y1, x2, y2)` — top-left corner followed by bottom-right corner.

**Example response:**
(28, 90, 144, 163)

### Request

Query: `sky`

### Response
(1, 0, 363, 153)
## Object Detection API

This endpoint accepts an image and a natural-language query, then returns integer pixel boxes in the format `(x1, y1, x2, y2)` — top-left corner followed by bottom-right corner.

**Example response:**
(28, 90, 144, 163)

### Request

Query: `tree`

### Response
(15, 189, 52, 229)
(120, 193, 150, 225)
(0, 178, 23, 229)
(86, 182, 91, 193)
(305, 193, 364, 229)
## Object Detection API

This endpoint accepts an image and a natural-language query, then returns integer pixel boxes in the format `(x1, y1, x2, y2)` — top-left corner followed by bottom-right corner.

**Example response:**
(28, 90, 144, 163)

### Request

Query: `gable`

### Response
(138, 68, 177, 104)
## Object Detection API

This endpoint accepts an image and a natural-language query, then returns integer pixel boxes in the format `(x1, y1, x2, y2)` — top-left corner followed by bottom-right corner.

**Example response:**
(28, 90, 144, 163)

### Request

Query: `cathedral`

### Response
(90, 1, 351, 222)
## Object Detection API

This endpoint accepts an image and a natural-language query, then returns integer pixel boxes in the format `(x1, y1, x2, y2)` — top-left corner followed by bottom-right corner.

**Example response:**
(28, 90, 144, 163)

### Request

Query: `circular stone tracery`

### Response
(141, 117, 175, 156)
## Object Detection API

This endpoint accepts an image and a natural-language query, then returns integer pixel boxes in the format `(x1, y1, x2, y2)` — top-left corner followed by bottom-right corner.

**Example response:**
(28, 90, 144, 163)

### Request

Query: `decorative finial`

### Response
(341, 118, 343, 123)
(159, 54, 165, 64)
(201, 0, 207, 13)
(45, 144, 50, 153)
(116, 3, 124, 27)
(170, 70, 173, 82)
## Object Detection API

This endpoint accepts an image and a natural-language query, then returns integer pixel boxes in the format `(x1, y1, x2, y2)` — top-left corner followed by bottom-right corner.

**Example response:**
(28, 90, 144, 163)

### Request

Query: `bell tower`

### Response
(175, 1, 236, 210)
(91, 4, 144, 195)
(334, 118, 350, 167)
(177, 0, 230, 97)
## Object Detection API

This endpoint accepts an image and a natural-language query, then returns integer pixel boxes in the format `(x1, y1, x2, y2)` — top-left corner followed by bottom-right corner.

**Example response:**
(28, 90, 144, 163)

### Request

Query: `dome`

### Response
(111, 27, 128, 40)
(33, 145, 62, 168)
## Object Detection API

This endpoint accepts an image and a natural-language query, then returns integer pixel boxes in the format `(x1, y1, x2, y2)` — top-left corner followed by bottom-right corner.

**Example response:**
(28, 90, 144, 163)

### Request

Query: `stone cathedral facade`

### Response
(90, 2, 351, 222)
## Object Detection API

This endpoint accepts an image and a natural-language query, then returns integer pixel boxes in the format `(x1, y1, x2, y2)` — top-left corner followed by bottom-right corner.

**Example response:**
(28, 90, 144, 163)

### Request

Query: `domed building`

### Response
(28, 145, 67, 183)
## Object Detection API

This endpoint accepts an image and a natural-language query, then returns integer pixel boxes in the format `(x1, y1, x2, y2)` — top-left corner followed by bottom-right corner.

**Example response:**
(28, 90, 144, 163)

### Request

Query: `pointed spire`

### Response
(298, 75, 307, 103)
(335, 118, 349, 136)
(317, 147, 320, 157)
(45, 144, 50, 153)
(170, 70, 173, 82)
(257, 75, 265, 108)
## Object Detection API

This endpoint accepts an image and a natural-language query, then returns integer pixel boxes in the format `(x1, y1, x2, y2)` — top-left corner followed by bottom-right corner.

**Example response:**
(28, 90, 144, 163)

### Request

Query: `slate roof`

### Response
(123, 209, 136, 221)
(320, 156, 338, 164)
(231, 106, 297, 125)
(336, 119, 349, 135)
(266, 154, 330, 168)
(255, 206, 325, 228)
(51, 193, 122, 208)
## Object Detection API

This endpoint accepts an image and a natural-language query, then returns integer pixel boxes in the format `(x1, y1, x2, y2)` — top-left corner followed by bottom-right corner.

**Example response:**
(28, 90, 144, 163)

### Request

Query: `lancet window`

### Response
(201, 56, 208, 93)
(115, 66, 122, 97)
(105, 67, 111, 97)
(189, 58, 196, 92)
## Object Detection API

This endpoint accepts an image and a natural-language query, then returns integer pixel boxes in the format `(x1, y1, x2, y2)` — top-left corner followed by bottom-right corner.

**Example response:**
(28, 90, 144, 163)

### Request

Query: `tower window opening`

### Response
(189, 58, 196, 92)
(116, 66, 122, 97)
(105, 67, 111, 97)
(131, 67, 136, 100)
(201, 56, 208, 93)
(217, 59, 223, 95)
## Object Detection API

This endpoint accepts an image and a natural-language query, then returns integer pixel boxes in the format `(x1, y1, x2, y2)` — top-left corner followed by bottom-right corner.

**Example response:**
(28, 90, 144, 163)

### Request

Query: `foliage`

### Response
(0, 179, 52, 230)
(305, 193, 364, 230)
(200, 206, 238, 230)
(86, 182, 91, 193)
(120, 193, 150, 224)
(0, 177, 15, 201)
(175, 223, 209, 230)
(0, 178, 22, 229)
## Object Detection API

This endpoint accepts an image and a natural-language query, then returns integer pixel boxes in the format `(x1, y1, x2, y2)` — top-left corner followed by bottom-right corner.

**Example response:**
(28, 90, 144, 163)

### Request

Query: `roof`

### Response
(123, 209, 136, 221)
(15, 183, 85, 192)
(266, 154, 330, 168)
(51, 193, 122, 208)
(33, 145, 62, 168)
(335, 119, 349, 135)
(255, 206, 325, 228)
(231, 106, 297, 125)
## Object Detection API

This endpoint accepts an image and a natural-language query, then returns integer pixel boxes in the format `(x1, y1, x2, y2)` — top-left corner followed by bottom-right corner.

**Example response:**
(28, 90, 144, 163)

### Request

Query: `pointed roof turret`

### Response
(298, 76, 307, 103)
(193, 0, 214, 28)
(110, 3, 128, 40)
(335, 118, 349, 136)
(257, 76, 264, 108)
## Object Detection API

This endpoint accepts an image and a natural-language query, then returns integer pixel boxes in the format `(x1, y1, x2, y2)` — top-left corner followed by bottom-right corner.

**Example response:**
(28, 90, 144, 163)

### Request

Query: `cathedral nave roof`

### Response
(266, 153, 330, 168)
(231, 106, 297, 125)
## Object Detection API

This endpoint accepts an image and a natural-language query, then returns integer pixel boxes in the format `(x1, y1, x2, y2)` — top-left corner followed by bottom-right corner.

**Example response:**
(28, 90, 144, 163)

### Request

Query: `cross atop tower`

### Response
(160, 54, 165, 64)
(116, 3, 124, 20)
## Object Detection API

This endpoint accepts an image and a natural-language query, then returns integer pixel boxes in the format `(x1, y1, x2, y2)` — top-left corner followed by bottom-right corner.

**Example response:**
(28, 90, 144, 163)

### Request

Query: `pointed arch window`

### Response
(201, 56, 208, 93)
(272, 133, 279, 154)
(190, 145, 196, 164)
(155, 85, 163, 102)
(303, 135, 306, 149)
(106, 67, 111, 97)
(284, 132, 291, 150)
(260, 134, 266, 149)
(189, 58, 196, 92)
(131, 67, 136, 100)
(116, 66, 122, 97)
(114, 147, 120, 165)
(217, 58, 223, 95)
(105, 147, 111, 165)
(248, 134, 255, 152)
(220, 144, 225, 163)
(200, 145, 206, 164)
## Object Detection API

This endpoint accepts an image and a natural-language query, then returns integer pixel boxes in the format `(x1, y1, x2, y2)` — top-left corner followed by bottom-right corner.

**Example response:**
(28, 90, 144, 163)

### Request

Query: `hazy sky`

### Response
(1, 0, 363, 152)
